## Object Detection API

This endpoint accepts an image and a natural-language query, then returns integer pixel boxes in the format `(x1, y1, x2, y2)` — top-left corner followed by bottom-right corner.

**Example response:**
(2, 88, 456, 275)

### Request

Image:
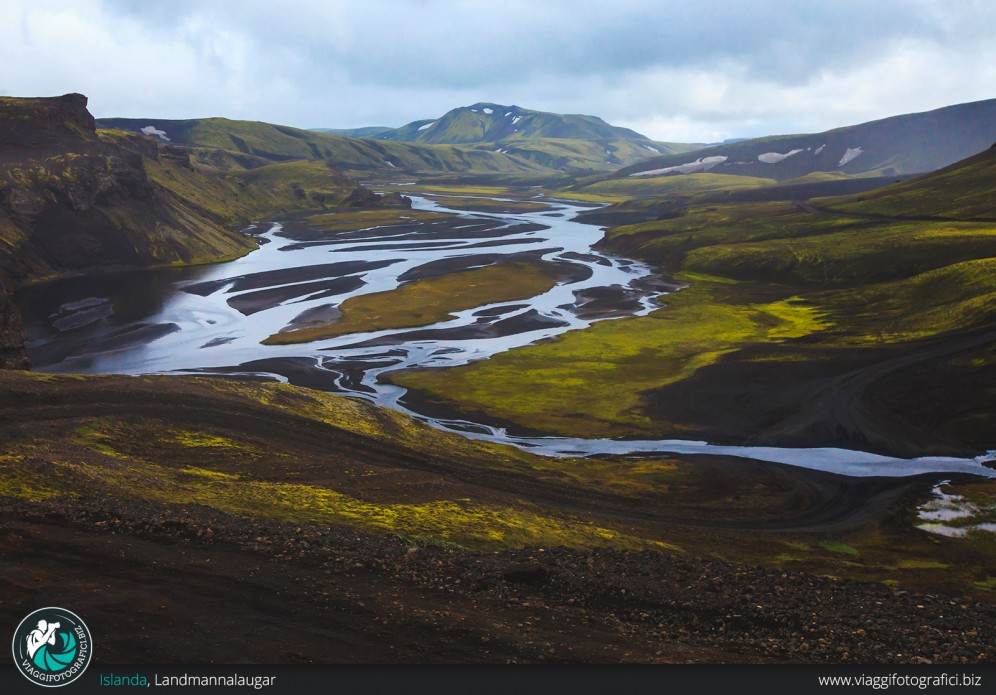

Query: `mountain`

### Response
(0, 96, 249, 275)
(821, 142, 996, 220)
(97, 117, 549, 176)
(341, 103, 700, 170)
(616, 98, 996, 181)
(374, 103, 651, 144)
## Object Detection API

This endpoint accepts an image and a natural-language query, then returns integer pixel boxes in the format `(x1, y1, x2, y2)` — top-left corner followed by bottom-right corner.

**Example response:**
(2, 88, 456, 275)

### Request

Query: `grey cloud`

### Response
(4, 0, 994, 140)
(97, 0, 955, 87)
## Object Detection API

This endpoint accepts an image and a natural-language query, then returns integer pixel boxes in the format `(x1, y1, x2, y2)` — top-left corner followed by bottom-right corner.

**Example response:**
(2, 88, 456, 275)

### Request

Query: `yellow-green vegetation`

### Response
(0, 145, 259, 281)
(396, 275, 827, 437)
(822, 145, 996, 220)
(470, 138, 690, 173)
(684, 217, 996, 286)
(264, 260, 561, 345)
(5, 371, 995, 595)
(206, 378, 689, 501)
(0, 449, 656, 551)
(761, 512, 994, 597)
(376, 183, 517, 196)
(0, 374, 688, 552)
(100, 116, 549, 176)
(143, 156, 352, 225)
(819, 541, 860, 556)
(392, 149, 996, 441)
(816, 258, 996, 344)
(0, 454, 64, 501)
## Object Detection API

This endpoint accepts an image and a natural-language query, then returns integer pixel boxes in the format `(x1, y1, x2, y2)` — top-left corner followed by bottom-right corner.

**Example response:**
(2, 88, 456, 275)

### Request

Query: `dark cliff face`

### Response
(0, 94, 257, 369)
(0, 272, 28, 369)
(0, 93, 97, 149)
(0, 93, 101, 367)
(0, 93, 399, 370)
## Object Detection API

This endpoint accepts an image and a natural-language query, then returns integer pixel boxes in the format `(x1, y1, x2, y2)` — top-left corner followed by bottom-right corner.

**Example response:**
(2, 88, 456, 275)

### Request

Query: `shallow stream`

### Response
(18, 195, 995, 479)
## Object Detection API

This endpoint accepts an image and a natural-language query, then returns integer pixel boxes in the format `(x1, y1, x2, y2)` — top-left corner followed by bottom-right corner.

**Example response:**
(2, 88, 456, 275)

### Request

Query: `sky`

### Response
(1, 0, 994, 143)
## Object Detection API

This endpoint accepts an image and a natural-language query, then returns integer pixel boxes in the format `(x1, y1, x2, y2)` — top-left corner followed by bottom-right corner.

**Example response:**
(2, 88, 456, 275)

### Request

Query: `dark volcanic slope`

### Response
(617, 97, 996, 180)
(0, 370, 992, 664)
(6, 499, 994, 665)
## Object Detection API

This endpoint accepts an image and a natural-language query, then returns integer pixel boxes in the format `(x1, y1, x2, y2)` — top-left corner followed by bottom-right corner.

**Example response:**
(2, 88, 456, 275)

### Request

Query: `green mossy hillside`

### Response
(97, 116, 552, 176)
(395, 276, 827, 437)
(393, 147, 996, 450)
(2, 370, 993, 598)
(821, 144, 996, 220)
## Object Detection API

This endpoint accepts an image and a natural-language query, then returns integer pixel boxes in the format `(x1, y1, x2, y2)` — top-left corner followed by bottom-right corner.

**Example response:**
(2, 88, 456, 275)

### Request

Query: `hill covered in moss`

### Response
(0, 94, 395, 367)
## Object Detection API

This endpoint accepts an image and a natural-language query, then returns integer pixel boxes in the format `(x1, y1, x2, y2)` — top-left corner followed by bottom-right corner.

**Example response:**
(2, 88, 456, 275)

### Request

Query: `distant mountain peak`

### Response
(372, 103, 649, 145)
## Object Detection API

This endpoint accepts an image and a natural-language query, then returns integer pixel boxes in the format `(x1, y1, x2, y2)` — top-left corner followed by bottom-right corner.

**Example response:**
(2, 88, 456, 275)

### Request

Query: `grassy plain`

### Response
(264, 260, 560, 345)
(394, 150, 996, 448)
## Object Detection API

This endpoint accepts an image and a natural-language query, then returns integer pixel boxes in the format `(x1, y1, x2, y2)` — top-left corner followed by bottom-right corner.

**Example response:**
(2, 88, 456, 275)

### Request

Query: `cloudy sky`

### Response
(1, 0, 994, 142)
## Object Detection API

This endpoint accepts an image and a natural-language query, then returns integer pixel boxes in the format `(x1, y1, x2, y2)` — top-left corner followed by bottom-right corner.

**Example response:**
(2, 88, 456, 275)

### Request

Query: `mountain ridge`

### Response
(615, 98, 996, 181)
(372, 102, 652, 144)
(97, 116, 553, 175)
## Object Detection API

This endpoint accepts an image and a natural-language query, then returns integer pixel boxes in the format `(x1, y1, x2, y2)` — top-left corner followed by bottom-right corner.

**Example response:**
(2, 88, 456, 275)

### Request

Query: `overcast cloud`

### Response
(1, 0, 993, 142)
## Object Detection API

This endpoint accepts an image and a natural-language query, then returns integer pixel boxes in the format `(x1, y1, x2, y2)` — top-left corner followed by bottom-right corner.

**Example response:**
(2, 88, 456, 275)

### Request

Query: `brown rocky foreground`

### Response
(1, 495, 992, 665)
(0, 371, 992, 665)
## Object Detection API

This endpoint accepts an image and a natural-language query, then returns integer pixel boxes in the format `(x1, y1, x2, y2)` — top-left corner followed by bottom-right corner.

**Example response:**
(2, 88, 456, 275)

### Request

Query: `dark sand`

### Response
(227, 276, 365, 316)
(184, 260, 400, 297)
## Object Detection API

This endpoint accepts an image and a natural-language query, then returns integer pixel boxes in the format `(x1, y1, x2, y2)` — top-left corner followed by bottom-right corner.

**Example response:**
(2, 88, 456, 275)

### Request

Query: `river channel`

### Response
(17, 195, 995, 479)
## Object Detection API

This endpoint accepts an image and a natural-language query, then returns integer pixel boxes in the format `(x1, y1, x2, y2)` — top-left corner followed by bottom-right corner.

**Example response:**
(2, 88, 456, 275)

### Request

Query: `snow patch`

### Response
(512, 116, 522, 125)
(838, 146, 863, 166)
(385, 161, 396, 168)
(629, 155, 728, 177)
(140, 125, 170, 142)
(504, 112, 512, 117)
(482, 107, 493, 115)
(814, 144, 826, 155)
(757, 149, 803, 164)
(417, 121, 436, 131)
(642, 145, 660, 154)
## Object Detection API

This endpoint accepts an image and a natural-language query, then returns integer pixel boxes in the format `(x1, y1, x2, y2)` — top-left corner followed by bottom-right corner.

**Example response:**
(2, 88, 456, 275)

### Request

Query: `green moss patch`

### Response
(394, 275, 827, 437)
(264, 259, 561, 345)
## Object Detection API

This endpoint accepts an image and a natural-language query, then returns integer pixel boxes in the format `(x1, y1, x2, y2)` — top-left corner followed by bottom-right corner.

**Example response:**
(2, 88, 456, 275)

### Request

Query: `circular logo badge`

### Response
(12, 607, 92, 688)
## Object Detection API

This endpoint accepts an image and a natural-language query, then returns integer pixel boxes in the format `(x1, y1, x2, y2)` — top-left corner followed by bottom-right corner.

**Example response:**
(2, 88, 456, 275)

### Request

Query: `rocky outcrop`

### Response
(0, 94, 260, 369)
(0, 93, 395, 370)
(344, 187, 412, 208)
(0, 270, 28, 369)
(0, 93, 96, 149)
